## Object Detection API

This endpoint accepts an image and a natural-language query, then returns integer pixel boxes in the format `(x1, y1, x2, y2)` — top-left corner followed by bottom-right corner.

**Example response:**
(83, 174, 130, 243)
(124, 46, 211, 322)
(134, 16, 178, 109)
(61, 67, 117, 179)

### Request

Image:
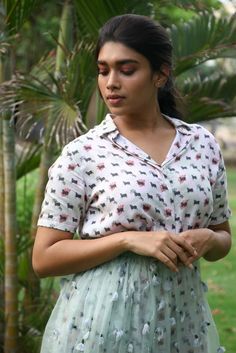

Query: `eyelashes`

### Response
(97, 69, 136, 76)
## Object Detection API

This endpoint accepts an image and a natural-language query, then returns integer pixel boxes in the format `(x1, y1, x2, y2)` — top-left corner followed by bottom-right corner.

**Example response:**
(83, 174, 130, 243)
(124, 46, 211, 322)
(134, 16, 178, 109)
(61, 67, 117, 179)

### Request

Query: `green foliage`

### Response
(2, 0, 38, 33)
(178, 72, 236, 122)
(0, 47, 90, 148)
(151, 0, 221, 25)
(163, 0, 221, 9)
(74, 0, 153, 40)
(171, 12, 236, 75)
(16, 142, 42, 179)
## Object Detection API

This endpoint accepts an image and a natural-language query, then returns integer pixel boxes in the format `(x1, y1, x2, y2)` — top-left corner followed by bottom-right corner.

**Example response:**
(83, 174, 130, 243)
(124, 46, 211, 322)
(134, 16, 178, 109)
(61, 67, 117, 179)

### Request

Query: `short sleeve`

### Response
(209, 149, 231, 225)
(37, 146, 86, 234)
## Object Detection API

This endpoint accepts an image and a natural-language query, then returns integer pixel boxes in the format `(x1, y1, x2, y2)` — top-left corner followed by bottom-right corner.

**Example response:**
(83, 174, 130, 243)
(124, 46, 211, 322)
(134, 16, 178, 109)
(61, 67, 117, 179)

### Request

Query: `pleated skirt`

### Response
(40, 253, 225, 353)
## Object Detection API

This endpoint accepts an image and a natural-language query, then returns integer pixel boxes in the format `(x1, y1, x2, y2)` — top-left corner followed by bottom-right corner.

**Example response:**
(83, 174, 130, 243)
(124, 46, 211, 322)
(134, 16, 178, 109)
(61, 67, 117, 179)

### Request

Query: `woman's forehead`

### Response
(97, 41, 145, 65)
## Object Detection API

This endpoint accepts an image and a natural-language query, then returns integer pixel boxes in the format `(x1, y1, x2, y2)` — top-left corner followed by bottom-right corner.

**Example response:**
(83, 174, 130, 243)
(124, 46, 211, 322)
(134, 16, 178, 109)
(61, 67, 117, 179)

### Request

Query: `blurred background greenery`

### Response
(0, 1, 235, 352)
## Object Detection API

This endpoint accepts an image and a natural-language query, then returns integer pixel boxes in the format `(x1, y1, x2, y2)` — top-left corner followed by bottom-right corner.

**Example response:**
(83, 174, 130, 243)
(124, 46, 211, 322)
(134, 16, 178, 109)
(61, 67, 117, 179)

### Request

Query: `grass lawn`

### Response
(201, 166, 236, 353)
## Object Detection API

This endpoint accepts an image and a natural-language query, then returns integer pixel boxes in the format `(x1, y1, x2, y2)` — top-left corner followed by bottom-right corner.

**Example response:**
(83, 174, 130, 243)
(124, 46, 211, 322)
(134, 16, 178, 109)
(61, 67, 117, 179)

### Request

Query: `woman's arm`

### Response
(32, 227, 197, 277)
(205, 221, 231, 261)
(32, 226, 128, 277)
(179, 221, 231, 262)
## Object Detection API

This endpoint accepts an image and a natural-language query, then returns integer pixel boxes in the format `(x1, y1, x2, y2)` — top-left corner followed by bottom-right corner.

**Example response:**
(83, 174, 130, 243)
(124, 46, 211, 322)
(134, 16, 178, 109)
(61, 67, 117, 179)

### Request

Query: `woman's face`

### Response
(97, 41, 159, 117)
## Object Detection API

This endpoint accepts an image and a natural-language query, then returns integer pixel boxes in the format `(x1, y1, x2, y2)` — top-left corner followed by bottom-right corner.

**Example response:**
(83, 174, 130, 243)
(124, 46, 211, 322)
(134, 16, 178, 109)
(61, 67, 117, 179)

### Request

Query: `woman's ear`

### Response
(154, 64, 170, 88)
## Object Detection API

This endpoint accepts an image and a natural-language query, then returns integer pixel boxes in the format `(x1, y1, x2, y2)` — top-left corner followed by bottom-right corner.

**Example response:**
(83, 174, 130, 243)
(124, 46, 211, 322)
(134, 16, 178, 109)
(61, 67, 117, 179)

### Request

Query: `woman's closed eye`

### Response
(98, 69, 109, 76)
(97, 66, 136, 77)
(121, 68, 135, 76)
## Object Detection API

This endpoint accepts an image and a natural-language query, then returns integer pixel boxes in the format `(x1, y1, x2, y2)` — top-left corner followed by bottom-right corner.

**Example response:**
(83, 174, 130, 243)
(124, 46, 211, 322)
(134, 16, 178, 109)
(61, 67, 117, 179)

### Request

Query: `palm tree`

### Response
(25, 0, 77, 313)
(0, 1, 38, 352)
(3, 112, 18, 353)
(170, 11, 236, 121)
(0, 53, 5, 353)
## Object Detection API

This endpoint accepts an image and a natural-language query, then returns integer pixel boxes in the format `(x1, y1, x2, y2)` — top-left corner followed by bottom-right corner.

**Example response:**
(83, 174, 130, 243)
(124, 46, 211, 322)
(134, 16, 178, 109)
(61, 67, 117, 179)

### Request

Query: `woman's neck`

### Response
(112, 109, 173, 135)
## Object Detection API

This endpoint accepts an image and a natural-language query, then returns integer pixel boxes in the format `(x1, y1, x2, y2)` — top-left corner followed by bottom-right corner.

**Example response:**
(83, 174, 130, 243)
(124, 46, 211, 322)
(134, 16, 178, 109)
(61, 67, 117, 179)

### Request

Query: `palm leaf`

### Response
(171, 12, 236, 75)
(16, 141, 42, 179)
(179, 73, 236, 122)
(2, 0, 37, 33)
(164, 0, 221, 10)
(0, 45, 94, 147)
(74, 0, 153, 40)
(64, 42, 97, 119)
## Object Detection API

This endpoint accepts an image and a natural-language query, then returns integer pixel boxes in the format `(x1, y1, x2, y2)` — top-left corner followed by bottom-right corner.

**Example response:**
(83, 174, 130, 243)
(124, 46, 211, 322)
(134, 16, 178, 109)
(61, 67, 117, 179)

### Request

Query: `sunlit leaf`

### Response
(170, 12, 236, 75)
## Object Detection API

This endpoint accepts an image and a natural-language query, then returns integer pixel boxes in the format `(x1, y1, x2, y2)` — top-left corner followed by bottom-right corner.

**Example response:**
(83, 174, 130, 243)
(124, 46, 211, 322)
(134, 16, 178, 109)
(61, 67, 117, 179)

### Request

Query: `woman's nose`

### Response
(106, 71, 120, 90)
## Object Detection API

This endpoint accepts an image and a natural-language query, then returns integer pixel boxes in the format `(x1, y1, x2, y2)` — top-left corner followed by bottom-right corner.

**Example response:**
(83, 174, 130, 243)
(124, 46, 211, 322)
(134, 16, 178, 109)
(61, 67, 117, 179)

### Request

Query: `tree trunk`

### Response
(0, 54, 5, 353)
(0, 55, 4, 238)
(24, 146, 54, 313)
(0, 117, 4, 353)
(30, 0, 72, 239)
(25, 0, 73, 311)
(3, 116, 18, 353)
(0, 119, 4, 236)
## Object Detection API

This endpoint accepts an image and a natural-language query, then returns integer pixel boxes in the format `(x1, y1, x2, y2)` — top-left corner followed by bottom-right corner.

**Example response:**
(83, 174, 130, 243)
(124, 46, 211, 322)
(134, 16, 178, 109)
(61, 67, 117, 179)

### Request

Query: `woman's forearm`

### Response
(203, 230, 232, 261)
(33, 229, 128, 278)
(33, 227, 197, 278)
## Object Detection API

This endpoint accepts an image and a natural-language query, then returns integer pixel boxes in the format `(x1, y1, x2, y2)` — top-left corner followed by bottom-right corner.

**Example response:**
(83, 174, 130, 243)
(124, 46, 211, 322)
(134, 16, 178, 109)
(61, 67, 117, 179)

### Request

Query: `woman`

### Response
(33, 14, 231, 353)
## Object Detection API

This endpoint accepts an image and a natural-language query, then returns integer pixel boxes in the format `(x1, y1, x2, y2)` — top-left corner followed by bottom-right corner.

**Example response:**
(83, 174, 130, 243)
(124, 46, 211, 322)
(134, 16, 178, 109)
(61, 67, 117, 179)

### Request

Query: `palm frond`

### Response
(73, 0, 153, 40)
(64, 42, 97, 118)
(162, 0, 221, 10)
(2, 0, 37, 33)
(179, 73, 236, 122)
(16, 141, 42, 179)
(170, 12, 236, 75)
(0, 43, 95, 147)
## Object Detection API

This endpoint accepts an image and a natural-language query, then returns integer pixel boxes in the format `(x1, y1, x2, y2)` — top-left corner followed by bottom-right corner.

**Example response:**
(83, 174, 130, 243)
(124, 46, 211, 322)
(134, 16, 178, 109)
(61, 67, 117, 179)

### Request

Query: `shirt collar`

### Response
(96, 113, 193, 137)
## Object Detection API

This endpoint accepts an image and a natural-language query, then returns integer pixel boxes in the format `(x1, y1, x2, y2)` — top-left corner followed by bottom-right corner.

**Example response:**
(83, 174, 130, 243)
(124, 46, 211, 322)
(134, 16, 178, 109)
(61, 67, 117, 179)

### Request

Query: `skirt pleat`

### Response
(40, 253, 223, 353)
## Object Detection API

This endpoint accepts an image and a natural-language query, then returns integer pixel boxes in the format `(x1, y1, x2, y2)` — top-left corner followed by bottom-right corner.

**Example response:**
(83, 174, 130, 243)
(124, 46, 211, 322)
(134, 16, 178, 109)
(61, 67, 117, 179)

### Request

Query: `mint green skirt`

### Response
(40, 253, 225, 353)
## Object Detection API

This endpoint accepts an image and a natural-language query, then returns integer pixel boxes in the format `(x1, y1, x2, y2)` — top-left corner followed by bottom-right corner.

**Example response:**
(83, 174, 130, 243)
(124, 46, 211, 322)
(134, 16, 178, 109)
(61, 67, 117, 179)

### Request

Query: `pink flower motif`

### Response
(61, 188, 70, 196)
(84, 145, 92, 151)
(179, 175, 186, 183)
(165, 208, 172, 217)
(137, 179, 145, 186)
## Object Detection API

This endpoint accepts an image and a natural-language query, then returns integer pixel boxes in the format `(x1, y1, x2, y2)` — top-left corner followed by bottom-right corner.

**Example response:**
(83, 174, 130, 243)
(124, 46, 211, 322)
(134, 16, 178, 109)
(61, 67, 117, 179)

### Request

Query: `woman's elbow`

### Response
(32, 250, 50, 278)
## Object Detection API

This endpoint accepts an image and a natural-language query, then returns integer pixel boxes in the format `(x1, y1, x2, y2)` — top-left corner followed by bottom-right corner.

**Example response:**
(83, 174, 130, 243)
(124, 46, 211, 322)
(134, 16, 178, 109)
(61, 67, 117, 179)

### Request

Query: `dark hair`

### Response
(95, 14, 183, 119)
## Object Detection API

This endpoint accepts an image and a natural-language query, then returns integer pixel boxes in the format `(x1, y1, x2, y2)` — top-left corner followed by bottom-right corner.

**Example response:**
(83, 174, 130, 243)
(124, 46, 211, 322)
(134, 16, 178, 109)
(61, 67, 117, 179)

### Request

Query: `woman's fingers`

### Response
(156, 233, 198, 271)
(162, 246, 178, 265)
(167, 241, 194, 269)
(171, 234, 198, 257)
(126, 230, 198, 272)
(157, 251, 179, 273)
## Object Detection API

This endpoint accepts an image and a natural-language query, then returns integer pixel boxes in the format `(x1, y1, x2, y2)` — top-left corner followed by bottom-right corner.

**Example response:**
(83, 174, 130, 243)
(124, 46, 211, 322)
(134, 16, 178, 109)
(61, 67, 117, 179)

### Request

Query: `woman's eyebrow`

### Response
(97, 59, 139, 65)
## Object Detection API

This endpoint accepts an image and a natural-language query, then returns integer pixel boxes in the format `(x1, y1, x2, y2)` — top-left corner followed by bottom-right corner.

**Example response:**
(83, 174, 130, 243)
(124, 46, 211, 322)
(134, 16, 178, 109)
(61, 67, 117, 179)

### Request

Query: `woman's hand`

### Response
(124, 231, 197, 272)
(179, 222, 231, 262)
(179, 228, 214, 261)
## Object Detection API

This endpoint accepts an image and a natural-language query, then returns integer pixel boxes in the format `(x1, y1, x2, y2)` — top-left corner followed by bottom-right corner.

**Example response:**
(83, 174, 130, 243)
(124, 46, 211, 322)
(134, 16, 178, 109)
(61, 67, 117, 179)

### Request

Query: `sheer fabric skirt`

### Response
(40, 253, 224, 353)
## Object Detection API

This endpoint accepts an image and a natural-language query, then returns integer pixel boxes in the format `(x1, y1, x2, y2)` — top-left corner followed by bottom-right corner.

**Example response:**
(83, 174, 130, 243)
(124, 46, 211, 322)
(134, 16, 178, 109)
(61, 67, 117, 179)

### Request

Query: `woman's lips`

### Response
(107, 95, 125, 105)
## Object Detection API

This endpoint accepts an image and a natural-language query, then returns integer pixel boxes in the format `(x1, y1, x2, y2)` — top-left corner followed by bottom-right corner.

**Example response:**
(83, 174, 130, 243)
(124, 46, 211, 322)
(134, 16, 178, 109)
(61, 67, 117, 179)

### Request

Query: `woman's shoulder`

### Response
(172, 116, 220, 146)
(61, 120, 106, 155)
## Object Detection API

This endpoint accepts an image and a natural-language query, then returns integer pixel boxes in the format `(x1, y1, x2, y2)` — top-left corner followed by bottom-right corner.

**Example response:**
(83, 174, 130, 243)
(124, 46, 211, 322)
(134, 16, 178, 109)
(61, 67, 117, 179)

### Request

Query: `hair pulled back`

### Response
(95, 14, 182, 119)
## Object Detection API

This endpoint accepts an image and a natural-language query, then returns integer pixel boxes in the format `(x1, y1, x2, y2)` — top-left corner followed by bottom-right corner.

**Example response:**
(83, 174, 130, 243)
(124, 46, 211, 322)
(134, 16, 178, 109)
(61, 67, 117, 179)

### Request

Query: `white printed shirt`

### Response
(38, 114, 231, 237)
